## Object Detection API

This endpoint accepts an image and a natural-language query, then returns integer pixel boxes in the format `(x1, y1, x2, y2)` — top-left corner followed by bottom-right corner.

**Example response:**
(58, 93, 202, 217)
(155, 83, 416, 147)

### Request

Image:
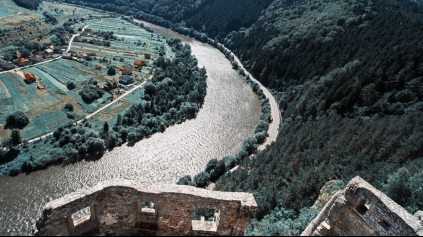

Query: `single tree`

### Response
(11, 129, 22, 146)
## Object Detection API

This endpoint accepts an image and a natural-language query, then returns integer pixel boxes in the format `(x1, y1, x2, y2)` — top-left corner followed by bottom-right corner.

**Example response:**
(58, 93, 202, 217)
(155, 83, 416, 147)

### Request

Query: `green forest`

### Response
(26, 0, 423, 235)
(12, 0, 42, 9)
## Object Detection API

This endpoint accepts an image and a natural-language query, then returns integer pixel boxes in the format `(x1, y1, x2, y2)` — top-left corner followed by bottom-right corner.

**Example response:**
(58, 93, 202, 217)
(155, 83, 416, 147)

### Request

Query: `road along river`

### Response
(0, 21, 262, 235)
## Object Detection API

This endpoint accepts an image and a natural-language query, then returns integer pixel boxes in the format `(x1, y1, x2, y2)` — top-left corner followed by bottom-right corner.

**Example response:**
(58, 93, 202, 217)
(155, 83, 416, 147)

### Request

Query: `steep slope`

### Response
(12, 0, 42, 9)
(215, 0, 423, 235)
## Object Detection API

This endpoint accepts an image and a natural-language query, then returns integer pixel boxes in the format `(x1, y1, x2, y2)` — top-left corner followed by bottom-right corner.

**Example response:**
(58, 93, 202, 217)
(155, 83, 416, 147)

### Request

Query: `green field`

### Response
(0, 16, 173, 142)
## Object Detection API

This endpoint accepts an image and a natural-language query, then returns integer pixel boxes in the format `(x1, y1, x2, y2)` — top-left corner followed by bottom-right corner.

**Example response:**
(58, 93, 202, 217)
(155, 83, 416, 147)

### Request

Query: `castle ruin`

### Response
(302, 176, 423, 236)
(34, 179, 257, 236)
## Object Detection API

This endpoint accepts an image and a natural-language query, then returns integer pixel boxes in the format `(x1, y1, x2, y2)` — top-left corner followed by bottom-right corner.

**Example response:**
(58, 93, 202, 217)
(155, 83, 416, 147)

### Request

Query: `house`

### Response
(119, 75, 134, 85)
(122, 67, 133, 75)
(49, 45, 55, 50)
(145, 53, 151, 59)
(68, 50, 78, 57)
(0, 61, 16, 70)
(104, 79, 118, 90)
(24, 73, 37, 83)
(37, 51, 46, 56)
(62, 53, 72, 59)
(81, 31, 91, 37)
(134, 60, 147, 68)
(84, 28, 95, 33)
(119, 67, 125, 71)
(14, 58, 29, 66)
(16, 52, 21, 58)
(30, 55, 43, 62)
(37, 84, 44, 89)
(45, 49, 54, 56)
(74, 36, 83, 42)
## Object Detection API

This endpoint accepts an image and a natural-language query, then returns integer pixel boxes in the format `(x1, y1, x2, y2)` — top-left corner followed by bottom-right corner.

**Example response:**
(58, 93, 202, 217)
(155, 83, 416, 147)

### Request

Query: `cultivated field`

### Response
(0, 15, 173, 142)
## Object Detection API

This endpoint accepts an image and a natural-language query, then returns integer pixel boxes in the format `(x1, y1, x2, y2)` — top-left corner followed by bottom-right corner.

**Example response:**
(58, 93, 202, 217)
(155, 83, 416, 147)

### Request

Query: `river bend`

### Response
(0, 21, 261, 235)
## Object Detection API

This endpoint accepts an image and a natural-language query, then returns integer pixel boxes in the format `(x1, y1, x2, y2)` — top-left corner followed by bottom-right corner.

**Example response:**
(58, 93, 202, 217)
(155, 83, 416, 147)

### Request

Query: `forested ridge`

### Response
(46, 0, 423, 235)
(12, 0, 43, 9)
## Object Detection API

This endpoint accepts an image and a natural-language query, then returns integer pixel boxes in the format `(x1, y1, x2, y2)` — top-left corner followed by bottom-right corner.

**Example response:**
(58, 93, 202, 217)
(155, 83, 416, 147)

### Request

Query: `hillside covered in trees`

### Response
(12, 0, 42, 9)
(51, 0, 423, 235)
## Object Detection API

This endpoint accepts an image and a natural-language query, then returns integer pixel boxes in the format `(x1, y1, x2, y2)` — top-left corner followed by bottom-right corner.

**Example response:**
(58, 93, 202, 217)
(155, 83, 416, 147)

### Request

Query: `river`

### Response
(0, 21, 261, 235)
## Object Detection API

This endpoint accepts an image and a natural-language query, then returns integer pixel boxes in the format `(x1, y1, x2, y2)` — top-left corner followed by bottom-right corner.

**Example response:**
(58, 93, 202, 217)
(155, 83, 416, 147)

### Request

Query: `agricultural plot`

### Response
(71, 18, 174, 76)
(0, 12, 173, 142)
(0, 69, 78, 141)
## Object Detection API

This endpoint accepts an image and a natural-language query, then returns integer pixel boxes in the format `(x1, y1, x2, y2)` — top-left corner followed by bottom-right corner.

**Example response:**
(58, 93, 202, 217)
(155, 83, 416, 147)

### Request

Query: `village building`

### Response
(104, 79, 119, 90)
(14, 58, 29, 66)
(67, 50, 78, 57)
(24, 73, 37, 83)
(37, 84, 44, 89)
(81, 31, 91, 37)
(62, 33, 69, 39)
(84, 28, 95, 33)
(62, 53, 72, 59)
(49, 45, 55, 50)
(88, 52, 98, 56)
(134, 60, 147, 69)
(16, 52, 21, 58)
(30, 55, 43, 62)
(145, 53, 151, 59)
(122, 67, 133, 75)
(119, 66, 125, 71)
(0, 61, 16, 70)
(119, 75, 134, 85)
(45, 48, 54, 56)
(37, 51, 47, 57)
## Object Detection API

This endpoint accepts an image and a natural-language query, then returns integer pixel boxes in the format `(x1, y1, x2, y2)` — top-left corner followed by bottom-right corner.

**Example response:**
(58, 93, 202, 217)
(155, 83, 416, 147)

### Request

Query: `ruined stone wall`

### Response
(34, 179, 257, 236)
(302, 176, 423, 236)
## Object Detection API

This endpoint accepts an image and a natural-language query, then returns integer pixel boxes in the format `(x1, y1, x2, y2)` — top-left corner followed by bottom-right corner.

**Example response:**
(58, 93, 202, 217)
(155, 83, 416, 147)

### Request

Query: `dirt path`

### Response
(28, 76, 150, 143)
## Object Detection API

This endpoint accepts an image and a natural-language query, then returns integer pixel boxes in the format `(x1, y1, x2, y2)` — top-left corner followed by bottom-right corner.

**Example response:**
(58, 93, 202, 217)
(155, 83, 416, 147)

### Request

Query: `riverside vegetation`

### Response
(61, 0, 423, 235)
(0, 37, 207, 175)
(6, 0, 423, 235)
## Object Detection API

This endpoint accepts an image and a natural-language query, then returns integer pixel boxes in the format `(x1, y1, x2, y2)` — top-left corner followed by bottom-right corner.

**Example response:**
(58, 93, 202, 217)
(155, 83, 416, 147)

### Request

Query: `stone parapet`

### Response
(302, 176, 423, 236)
(34, 179, 257, 236)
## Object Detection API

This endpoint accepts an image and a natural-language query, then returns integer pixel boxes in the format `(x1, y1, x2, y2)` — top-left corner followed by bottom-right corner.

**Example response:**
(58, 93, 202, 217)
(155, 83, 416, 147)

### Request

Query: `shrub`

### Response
(79, 86, 105, 103)
(11, 130, 22, 146)
(6, 111, 30, 128)
(67, 81, 76, 90)
(193, 172, 210, 188)
(107, 66, 116, 76)
(64, 103, 74, 111)
(177, 175, 192, 185)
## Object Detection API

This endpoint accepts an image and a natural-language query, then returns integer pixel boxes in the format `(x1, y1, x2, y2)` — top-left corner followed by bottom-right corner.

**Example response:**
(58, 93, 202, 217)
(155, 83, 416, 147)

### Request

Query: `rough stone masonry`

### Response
(33, 179, 257, 236)
(302, 176, 423, 236)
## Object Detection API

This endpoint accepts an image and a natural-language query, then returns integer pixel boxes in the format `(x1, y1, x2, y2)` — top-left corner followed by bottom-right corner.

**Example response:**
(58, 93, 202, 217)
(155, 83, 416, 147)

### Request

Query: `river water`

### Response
(0, 21, 261, 235)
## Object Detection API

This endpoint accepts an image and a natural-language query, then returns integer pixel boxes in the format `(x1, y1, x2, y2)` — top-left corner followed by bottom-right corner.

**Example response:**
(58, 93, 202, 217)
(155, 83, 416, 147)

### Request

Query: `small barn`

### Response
(105, 79, 119, 90)
(25, 73, 37, 83)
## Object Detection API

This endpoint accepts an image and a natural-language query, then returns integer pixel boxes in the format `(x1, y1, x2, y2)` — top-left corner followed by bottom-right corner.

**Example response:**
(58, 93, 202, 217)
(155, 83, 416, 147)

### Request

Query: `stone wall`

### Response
(302, 176, 423, 236)
(34, 179, 257, 236)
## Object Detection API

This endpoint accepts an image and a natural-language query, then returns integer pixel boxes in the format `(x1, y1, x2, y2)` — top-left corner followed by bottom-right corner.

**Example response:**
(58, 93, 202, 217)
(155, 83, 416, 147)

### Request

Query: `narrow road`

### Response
(0, 20, 102, 75)
(28, 78, 149, 143)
